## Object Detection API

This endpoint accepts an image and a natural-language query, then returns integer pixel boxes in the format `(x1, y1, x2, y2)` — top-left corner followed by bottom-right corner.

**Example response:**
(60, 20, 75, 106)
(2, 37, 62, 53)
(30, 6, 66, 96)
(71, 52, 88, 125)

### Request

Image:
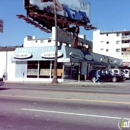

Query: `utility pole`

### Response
(52, 0, 58, 83)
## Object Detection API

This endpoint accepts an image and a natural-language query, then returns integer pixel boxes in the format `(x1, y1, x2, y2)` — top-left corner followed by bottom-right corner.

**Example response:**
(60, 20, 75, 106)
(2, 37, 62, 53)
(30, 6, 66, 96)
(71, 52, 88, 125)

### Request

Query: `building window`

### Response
(52, 62, 63, 78)
(116, 49, 120, 52)
(48, 40, 51, 42)
(106, 49, 109, 52)
(39, 61, 50, 78)
(122, 48, 127, 51)
(116, 41, 120, 44)
(116, 33, 120, 36)
(106, 41, 109, 44)
(27, 61, 38, 78)
(40, 40, 43, 43)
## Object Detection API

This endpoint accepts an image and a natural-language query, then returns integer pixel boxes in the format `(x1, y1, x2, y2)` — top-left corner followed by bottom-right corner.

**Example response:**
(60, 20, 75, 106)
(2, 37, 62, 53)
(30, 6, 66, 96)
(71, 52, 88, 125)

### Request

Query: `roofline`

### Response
(28, 38, 52, 41)
(100, 30, 130, 34)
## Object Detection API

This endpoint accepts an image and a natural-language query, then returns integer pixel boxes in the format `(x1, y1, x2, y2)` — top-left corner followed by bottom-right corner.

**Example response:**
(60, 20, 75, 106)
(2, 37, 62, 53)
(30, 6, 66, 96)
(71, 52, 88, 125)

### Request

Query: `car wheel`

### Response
(92, 77, 96, 82)
(123, 77, 126, 81)
(112, 77, 117, 82)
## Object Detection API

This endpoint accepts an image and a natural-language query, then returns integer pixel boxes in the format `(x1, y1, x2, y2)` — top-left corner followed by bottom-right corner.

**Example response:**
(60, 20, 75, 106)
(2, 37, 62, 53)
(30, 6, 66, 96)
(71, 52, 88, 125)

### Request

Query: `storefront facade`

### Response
(9, 45, 122, 82)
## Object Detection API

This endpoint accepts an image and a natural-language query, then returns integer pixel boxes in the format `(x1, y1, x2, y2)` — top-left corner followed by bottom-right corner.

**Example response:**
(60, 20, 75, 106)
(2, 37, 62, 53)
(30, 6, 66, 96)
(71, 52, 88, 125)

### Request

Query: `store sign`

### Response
(90, 53, 101, 62)
(41, 51, 63, 58)
(84, 54, 93, 61)
(13, 52, 32, 59)
(100, 58, 108, 63)
(69, 52, 84, 60)
(109, 59, 114, 64)
(58, 58, 70, 62)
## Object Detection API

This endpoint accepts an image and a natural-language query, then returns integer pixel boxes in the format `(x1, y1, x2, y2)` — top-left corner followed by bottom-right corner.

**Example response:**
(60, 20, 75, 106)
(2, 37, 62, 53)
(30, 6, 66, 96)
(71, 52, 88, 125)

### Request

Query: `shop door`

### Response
(64, 65, 78, 80)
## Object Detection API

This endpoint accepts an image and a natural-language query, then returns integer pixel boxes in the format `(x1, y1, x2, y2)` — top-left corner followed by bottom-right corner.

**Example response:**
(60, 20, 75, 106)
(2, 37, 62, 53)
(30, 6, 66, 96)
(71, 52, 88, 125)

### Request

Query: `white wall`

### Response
(93, 30, 122, 59)
(23, 35, 57, 47)
(0, 51, 15, 80)
(0, 52, 6, 77)
(7, 51, 15, 81)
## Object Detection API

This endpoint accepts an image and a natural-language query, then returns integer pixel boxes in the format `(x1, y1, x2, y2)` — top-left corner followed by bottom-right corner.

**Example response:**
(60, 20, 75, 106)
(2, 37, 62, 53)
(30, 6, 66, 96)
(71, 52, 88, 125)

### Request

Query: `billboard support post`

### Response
(0, 19, 3, 33)
(52, 0, 58, 83)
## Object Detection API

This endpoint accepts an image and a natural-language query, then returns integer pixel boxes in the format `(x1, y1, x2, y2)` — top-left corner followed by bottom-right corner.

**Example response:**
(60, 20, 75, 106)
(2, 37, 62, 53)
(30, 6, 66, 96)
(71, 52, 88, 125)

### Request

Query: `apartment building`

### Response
(93, 30, 130, 67)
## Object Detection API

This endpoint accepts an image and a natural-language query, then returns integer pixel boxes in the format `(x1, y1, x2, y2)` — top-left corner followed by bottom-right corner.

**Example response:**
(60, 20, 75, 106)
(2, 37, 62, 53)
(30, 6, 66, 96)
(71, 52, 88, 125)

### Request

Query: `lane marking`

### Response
(0, 94, 130, 105)
(21, 108, 130, 120)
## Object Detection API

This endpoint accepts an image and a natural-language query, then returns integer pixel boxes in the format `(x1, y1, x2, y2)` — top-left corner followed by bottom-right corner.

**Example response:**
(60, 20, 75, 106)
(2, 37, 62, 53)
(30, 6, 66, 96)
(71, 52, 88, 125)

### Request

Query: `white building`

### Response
(0, 51, 15, 80)
(93, 30, 130, 67)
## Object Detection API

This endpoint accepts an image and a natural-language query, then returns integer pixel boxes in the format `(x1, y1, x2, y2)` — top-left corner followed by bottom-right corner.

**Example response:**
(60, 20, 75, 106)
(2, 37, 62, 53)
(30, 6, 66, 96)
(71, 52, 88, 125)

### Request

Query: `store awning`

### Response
(10, 46, 122, 66)
(10, 46, 66, 61)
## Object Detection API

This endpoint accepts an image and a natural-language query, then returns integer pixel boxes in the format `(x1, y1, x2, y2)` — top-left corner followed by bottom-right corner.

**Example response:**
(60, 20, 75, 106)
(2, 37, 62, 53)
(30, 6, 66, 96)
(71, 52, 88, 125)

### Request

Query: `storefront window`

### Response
(39, 61, 50, 78)
(52, 62, 63, 78)
(27, 61, 38, 78)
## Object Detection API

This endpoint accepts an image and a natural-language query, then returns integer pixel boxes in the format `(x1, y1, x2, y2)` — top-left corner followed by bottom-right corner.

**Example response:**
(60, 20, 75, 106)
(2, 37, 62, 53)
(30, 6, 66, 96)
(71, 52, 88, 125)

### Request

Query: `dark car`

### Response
(0, 78, 4, 86)
(88, 69, 126, 82)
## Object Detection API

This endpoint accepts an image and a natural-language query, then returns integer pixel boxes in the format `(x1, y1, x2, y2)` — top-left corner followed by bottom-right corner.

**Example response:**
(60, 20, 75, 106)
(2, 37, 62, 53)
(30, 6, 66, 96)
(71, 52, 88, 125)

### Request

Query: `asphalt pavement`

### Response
(3, 79, 130, 89)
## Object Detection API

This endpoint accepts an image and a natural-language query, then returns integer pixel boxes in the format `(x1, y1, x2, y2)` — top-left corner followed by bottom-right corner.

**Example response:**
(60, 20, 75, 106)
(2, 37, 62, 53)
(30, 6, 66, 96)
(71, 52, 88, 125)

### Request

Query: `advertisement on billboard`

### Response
(29, 0, 90, 23)
(0, 19, 3, 33)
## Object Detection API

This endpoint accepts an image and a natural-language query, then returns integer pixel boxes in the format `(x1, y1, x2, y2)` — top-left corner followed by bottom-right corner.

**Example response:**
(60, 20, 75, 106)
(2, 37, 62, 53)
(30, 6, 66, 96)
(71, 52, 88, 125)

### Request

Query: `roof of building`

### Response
(100, 30, 130, 34)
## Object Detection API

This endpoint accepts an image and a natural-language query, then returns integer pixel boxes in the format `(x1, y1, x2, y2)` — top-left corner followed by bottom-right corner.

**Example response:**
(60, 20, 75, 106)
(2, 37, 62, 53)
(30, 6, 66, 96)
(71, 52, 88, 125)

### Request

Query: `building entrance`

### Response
(64, 64, 79, 80)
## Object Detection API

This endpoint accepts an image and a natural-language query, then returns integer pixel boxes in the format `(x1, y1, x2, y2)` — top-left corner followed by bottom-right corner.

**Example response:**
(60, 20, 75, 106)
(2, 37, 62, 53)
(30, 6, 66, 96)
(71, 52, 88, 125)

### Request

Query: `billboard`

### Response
(29, 0, 90, 23)
(0, 19, 3, 33)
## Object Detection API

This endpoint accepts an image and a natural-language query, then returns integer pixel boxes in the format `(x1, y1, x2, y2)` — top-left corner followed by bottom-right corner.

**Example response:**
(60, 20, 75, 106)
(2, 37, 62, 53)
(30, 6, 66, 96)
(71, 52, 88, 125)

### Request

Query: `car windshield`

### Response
(114, 70, 118, 73)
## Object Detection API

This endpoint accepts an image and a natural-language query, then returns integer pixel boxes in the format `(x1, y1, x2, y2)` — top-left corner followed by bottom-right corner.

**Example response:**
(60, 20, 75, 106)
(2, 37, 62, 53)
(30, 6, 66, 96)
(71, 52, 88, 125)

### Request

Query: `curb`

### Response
(4, 81, 107, 88)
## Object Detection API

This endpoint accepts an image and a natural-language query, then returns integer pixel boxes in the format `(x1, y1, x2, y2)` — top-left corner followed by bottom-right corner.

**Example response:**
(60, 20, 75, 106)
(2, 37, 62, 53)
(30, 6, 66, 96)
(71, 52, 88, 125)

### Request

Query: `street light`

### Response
(52, 0, 58, 83)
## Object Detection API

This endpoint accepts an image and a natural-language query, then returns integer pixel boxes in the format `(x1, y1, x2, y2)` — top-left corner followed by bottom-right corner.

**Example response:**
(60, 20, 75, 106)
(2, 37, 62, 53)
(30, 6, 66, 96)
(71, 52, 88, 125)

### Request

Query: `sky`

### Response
(0, 0, 130, 46)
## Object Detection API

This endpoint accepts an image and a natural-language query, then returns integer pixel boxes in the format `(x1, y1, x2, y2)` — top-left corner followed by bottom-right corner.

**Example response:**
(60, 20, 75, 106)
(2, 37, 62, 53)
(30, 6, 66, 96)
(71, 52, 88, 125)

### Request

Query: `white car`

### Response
(109, 68, 126, 81)
(109, 68, 121, 75)
(121, 69, 130, 79)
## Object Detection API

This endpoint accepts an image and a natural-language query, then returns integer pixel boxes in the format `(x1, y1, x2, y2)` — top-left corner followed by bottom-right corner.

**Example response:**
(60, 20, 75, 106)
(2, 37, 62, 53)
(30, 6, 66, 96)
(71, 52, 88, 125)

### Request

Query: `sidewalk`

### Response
(4, 80, 106, 87)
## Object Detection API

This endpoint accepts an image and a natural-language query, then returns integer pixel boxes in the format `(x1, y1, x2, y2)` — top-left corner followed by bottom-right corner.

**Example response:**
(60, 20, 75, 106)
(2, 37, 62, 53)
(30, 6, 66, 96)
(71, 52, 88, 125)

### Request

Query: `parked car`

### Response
(0, 77, 4, 86)
(109, 68, 130, 80)
(121, 69, 130, 79)
(109, 68, 121, 75)
(88, 69, 126, 82)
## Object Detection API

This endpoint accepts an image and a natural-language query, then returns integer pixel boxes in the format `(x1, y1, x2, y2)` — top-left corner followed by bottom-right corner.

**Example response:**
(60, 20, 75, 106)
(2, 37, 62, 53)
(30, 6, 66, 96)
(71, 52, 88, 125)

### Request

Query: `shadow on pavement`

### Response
(0, 87, 11, 91)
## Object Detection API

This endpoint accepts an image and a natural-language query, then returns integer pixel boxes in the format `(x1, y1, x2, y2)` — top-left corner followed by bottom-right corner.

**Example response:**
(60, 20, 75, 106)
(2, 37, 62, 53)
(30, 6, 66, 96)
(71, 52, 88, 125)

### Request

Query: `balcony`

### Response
(121, 43, 130, 48)
(122, 35, 130, 40)
(121, 51, 130, 60)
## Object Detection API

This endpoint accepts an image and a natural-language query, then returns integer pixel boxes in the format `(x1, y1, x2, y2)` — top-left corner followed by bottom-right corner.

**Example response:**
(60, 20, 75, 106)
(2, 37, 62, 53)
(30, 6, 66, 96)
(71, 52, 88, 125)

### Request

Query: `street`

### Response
(0, 81, 130, 130)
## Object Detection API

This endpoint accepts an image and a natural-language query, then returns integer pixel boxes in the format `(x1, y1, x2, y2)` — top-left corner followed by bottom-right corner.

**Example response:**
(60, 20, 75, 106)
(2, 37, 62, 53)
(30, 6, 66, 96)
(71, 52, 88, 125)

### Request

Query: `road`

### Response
(0, 81, 130, 130)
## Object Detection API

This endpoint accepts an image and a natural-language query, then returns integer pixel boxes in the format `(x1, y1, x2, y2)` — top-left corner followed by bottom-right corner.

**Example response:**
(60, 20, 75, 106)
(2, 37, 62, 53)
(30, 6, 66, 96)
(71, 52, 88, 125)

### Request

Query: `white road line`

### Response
(21, 108, 130, 120)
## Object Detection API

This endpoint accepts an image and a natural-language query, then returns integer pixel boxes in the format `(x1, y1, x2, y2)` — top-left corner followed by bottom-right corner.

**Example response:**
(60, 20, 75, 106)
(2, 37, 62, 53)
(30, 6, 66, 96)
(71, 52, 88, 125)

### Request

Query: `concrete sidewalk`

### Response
(3, 80, 108, 87)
